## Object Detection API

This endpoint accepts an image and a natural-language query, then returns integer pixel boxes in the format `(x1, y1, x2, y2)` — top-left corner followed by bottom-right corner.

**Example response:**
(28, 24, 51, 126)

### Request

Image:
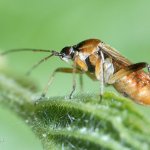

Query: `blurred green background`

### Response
(0, 0, 150, 149)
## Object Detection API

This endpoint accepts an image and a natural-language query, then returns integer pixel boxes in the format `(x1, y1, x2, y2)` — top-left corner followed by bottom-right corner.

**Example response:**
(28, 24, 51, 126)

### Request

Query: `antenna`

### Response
(0, 48, 52, 55)
(0, 48, 62, 75)
(26, 54, 54, 75)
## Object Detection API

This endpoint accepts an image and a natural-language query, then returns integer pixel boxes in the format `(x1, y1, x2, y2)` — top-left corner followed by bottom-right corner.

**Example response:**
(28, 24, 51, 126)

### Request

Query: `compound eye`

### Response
(66, 48, 71, 55)
(61, 53, 66, 58)
(60, 46, 72, 57)
(64, 47, 71, 56)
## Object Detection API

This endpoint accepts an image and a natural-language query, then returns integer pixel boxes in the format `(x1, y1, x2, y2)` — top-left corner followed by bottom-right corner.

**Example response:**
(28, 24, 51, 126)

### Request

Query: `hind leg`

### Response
(108, 62, 150, 84)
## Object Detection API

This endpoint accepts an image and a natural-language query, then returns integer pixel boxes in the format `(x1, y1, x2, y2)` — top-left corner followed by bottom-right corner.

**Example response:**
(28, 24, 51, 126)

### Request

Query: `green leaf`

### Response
(0, 73, 150, 150)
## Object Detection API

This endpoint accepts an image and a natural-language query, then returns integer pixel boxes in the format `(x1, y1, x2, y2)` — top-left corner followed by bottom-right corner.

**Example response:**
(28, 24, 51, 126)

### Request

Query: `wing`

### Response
(108, 62, 148, 84)
(98, 42, 132, 66)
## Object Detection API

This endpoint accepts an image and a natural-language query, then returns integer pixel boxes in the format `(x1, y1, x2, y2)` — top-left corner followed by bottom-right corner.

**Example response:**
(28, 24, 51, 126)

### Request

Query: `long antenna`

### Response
(0, 48, 52, 55)
(26, 50, 62, 75)
(0, 48, 62, 75)
(26, 54, 54, 75)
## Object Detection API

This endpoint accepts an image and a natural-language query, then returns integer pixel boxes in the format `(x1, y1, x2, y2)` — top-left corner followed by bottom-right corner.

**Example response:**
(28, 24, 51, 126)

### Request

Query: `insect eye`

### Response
(61, 53, 66, 58)
(60, 46, 74, 59)
(61, 47, 70, 55)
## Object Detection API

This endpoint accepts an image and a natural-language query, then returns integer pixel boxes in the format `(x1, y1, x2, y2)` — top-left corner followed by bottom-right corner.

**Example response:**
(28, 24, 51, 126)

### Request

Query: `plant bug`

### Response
(1, 39, 150, 105)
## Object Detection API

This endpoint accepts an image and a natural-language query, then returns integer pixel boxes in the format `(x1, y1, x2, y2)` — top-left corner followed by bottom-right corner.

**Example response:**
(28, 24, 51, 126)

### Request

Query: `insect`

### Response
(1, 39, 150, 105)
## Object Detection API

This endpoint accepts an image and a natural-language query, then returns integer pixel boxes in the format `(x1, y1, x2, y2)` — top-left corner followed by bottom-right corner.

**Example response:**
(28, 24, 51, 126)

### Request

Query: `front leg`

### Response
(41, 67, 83, 99)
(68, 56, 88, 98)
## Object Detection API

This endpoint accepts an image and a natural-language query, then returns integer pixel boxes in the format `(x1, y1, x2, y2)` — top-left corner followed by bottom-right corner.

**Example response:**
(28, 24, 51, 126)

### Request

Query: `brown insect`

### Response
(1, 39, 150, 105)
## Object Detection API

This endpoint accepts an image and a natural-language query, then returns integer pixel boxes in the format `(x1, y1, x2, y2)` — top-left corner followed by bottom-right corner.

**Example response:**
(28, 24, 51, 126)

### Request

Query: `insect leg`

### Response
(41, 67, 82, 98)
(79, 73, 84, 92)
(70, 56, 88, 98)
(95, 51, 105, 101)
(99, 51, 105, 101)
(69, 61, 77, 99)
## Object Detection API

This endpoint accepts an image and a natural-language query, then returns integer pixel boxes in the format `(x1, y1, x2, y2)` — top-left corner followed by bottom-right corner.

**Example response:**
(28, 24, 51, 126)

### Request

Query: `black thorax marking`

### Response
(85, 57, 95, 72)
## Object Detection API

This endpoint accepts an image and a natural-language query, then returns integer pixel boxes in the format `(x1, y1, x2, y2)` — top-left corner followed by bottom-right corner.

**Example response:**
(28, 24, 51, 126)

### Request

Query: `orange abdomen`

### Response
(113, 71, 150, 105)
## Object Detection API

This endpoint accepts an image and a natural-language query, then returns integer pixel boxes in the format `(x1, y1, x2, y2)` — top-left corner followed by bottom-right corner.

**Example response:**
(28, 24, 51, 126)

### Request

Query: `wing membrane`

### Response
(108, 62, 147, 84)
(98, 42, 131, 66)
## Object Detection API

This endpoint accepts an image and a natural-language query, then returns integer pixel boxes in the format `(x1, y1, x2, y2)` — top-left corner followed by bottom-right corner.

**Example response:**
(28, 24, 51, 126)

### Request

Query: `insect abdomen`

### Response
(113, 71, 150, 105)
